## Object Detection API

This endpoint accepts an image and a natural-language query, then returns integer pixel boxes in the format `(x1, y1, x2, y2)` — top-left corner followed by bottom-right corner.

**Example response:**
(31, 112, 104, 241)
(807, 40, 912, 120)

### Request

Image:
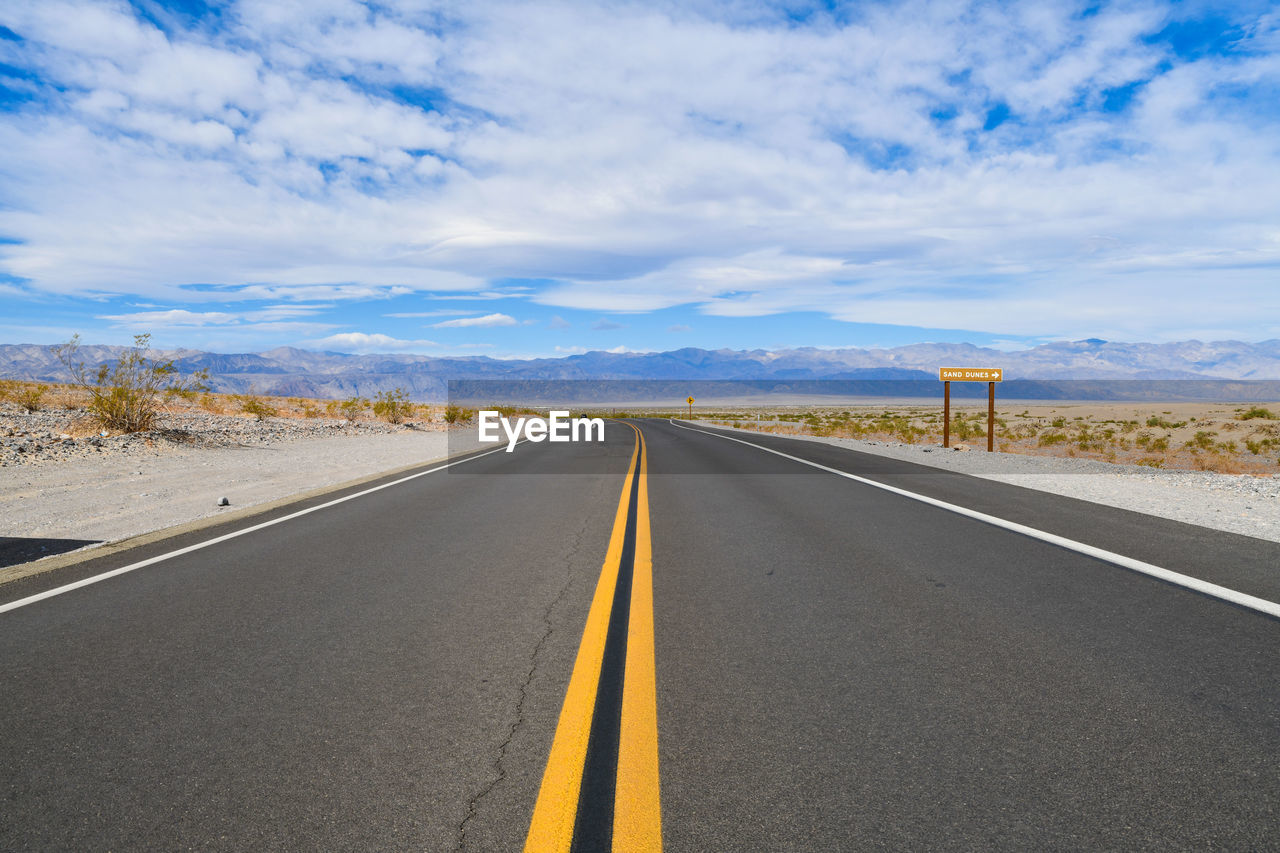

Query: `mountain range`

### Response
(3, 338, 1280, 402)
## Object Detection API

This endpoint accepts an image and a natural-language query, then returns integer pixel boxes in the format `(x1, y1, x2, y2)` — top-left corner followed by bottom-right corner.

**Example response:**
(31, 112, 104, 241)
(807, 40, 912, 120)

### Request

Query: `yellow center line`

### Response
(614, 425, 663, 849)
(524, 427, 640, 852)
(523, 422, 664, 852)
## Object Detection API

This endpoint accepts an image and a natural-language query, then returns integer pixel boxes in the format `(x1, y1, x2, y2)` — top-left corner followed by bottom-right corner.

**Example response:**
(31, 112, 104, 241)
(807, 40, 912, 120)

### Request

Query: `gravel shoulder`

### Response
(700, 421, 1280, 544)
(1, 405, 480, 579)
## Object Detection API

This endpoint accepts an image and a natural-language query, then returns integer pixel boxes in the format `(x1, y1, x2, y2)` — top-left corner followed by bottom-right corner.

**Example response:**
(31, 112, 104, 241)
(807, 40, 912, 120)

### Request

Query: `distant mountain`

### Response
(4, 338, 1280, 401)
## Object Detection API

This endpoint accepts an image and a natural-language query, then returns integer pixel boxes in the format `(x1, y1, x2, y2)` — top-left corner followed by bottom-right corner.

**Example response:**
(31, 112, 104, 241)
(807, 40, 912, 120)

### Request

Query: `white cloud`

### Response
(431, 312, 518, 328)
(424, 291, 530, 301)
(302, 331, 440, 352)
(96, 307, 338, 343)
(384, 309, 473, 318)
(0, 1, 1277, 341)
(100, 309, 241, 327)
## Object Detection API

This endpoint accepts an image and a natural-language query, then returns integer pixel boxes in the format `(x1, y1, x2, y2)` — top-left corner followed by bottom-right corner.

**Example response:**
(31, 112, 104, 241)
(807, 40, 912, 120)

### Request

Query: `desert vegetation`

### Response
(372, 388, 413, 424)
(1, 375, 458, 435)
(677, 401, 1280, 476)
(55, 334, 209, 432)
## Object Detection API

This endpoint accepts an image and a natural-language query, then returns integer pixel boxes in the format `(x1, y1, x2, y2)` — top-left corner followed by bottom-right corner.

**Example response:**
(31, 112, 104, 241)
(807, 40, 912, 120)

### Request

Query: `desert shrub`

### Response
(1239, 407, 1277, 420)
(372, 388, 412, 424)
(1192, 453, 1247, 474)
(301, 402, 323, 418)
(17, 384, 48, 412)
(1146, 415, 1186, 429)
(340, 396, 368, 421)
(1184, 431, 1217, 452)
(1038, 432, 1068, 446)
(1136, 457, 1165, 468)
(443, 403, 463, 424)
(237, 395, 277, 421)
(55, 334, 208, 433)
(950, 414, 985, 440)
(1051, 417, 1067, 428)
(167, 385, 200, 402)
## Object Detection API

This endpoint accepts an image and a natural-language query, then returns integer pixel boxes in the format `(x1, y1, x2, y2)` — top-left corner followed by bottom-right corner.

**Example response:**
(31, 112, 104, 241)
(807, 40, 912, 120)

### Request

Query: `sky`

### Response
(0, 0, 1278, 359)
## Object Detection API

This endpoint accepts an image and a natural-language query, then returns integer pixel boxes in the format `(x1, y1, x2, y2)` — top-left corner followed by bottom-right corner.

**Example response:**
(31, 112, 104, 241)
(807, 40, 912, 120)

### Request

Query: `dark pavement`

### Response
(2, 418, 1277, 851)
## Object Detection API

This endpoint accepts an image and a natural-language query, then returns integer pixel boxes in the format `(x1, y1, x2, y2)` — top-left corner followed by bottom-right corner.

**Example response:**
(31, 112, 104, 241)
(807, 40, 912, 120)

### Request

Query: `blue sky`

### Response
(1, 0, 1278, 358)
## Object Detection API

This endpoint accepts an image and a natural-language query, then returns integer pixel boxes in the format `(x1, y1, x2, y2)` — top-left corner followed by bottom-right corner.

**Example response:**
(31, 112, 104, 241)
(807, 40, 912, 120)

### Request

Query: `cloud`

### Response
(424, 291, 530, 301)
(591, 319, 625, 331)
(100, 309, 240, 328)
(98, 305, 334, 333)
(0, 1, 1277, 341)
(668, 324, 691, 332)
(549, 315, 571, 329)
(302, 332, 440, 353)
(431, 312, 518, 328)
(384, 309, 474, 318)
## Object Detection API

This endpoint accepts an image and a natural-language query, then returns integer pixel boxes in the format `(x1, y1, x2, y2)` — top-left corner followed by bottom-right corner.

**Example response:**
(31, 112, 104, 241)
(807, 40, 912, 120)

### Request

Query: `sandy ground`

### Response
(692, 400, 1280, 476)
(0, 431, 482, 575)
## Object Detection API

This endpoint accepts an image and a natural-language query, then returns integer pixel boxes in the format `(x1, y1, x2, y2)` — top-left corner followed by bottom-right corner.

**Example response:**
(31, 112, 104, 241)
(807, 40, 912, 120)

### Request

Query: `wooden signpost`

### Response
(939, 367, 1003, 452)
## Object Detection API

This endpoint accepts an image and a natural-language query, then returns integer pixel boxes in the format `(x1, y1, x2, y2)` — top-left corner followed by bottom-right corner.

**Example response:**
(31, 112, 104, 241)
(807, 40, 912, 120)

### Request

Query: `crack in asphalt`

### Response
(453, 517, 589, 852)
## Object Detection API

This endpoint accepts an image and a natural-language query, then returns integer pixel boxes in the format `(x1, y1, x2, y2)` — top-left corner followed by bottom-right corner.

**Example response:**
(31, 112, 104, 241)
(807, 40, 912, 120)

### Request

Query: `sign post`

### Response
(938, 368, 1003, 452)
(943, 381, 951, 448)
(687, 396, 695, 419)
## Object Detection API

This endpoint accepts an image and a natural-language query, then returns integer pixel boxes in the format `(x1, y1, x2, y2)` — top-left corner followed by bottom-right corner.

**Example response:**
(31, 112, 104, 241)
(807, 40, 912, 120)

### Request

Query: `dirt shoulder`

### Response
(0, 403, 477, 581)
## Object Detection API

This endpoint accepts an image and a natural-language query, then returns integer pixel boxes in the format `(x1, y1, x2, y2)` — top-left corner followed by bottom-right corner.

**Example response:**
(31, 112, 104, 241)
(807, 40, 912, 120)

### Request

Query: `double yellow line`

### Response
(524, 424, 662, 851)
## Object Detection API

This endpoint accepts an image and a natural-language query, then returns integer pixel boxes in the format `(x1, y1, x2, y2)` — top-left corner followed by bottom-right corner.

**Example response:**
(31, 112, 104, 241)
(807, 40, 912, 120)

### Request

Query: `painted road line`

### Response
(670, 420, 1280, 621)
(525, 423, 664, 852)
(0, 441, 525, 616)
(614, 426, 663, 849)
(525, 429, 639, 851)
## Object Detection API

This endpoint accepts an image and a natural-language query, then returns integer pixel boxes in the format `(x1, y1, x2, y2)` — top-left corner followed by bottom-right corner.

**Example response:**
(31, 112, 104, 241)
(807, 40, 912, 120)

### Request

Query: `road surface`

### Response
(2, 419, 1277, 851)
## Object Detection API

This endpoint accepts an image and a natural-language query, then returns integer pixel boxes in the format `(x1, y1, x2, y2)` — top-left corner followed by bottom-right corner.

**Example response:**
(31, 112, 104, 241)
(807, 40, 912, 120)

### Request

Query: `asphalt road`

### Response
(2, 418, 1277, 851)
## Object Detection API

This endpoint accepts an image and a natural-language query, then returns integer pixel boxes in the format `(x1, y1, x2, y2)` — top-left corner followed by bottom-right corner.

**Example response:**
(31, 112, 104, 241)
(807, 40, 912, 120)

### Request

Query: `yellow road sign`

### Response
(687, 396, 695, 404)
(939, 367, 1003, 382)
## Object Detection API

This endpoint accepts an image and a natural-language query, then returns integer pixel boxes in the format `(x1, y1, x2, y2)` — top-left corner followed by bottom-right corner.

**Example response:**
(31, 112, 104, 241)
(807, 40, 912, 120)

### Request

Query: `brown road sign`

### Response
(939, 367, 1003, 382)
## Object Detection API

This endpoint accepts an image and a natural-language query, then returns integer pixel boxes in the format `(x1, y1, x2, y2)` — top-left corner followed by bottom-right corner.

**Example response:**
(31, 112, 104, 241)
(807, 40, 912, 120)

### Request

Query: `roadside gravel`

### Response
(0, 405, 477, 573)
(703, 422, 1280, 544)
(1, 405, 415, 467)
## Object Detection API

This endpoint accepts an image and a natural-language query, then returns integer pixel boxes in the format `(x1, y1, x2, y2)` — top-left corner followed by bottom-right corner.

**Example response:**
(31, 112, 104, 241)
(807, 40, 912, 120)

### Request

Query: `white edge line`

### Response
(0, 440, 524, 615)
(669, 419, 1280, 620)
